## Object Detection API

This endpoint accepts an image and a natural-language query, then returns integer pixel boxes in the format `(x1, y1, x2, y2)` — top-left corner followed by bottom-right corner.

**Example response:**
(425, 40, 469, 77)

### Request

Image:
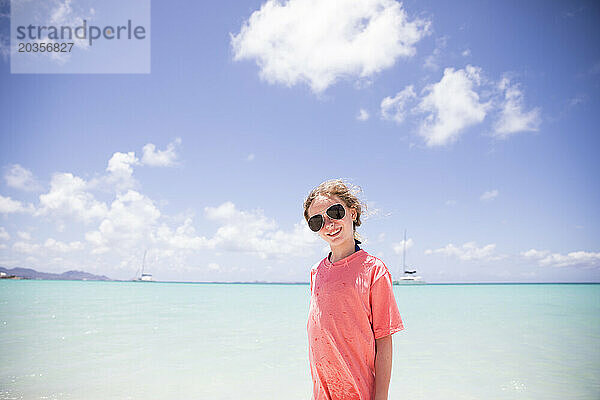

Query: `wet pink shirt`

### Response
(307, 249, 404, 400)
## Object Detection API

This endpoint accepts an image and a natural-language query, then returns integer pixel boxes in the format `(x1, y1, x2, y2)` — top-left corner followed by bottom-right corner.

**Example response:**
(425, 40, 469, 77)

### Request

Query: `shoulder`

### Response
(361, 250, 391, 281)
(310, 257, 327, 274)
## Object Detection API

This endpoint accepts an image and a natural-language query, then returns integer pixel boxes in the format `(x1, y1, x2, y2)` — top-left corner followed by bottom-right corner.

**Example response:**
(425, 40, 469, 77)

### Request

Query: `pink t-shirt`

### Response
(307, 249, 404, 400)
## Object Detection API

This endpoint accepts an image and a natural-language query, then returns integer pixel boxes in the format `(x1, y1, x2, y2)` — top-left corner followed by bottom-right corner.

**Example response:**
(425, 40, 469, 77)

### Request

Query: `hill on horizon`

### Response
(0, 267, 112, 281)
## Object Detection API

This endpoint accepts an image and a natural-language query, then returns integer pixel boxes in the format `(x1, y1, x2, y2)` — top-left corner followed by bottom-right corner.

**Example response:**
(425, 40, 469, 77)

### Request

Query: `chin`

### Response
(327, 235, 353, 247)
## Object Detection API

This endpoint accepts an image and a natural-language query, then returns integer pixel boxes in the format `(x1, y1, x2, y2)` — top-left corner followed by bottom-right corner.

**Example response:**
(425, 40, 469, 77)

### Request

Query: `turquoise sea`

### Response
(1, 280, 599, 399)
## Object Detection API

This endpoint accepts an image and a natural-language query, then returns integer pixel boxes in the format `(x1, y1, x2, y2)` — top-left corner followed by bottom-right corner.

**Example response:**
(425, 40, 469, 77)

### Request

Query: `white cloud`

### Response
(4, 164, 42, 191)
(208, 262, 221, 271)
(462, 49, 471, 57)
(85, 190, 161, 254)
(205, 202, 241, 221)
(80, 196, 318, 264)
(141, 138, 181, 167)
(44, 238, 83, 253)
(381, 85, 417, 123)
(445, 199, 457, 206)
(480, 189, 499, 201)
(246, 153, 256, 162)
(423, 36, 447, 71)
(416, 65, 489, 146)
(37, 173, 108, 223)
(522, 249, 600, 268)
(425, 241, 502, 262)
(392, 238, 414, 254)
(49, 0, 95, 52)
(0, 145, 326, 279)
(493, 78, 541, 138)
(231, 0, 430, 93)
(0, 227, 10, 241)
(12, 241, 40, 254)
(357, 109, 370, 121)
(155, 217, 213, 251)
(105, 151, 139, 191)
(0, 195, 34, 214)
(204, 202, 318, 258)
(17, 231, 31, 241)
(380, 66, 540, 147)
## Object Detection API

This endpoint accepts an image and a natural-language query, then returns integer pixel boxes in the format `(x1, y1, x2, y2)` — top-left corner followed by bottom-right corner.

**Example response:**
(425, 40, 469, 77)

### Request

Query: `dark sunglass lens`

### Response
(308, 215, 324, 232)
(327, 204, 345, 220)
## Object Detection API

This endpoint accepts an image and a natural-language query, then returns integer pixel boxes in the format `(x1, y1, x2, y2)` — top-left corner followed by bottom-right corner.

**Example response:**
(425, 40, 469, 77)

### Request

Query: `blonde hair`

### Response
(303, 179, 365, 240)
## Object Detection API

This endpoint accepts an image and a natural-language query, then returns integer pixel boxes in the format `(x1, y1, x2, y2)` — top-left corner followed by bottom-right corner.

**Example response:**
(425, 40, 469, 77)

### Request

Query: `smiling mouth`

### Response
(326, 227, 342, 237)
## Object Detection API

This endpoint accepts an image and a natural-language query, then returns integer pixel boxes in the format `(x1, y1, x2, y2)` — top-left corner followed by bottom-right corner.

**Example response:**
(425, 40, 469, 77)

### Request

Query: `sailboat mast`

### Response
(402, 229, 407, 273)
(140, 250, 147, 276)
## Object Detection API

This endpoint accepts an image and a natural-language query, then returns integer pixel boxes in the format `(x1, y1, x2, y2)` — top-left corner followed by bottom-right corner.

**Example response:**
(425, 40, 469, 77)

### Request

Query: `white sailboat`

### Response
(134, 250, 153, 282)
(393, 230, 425, 285)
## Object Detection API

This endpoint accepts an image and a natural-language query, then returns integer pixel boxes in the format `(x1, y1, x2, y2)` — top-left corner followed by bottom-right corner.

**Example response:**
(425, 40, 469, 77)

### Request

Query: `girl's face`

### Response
(307, 195, 356, 249)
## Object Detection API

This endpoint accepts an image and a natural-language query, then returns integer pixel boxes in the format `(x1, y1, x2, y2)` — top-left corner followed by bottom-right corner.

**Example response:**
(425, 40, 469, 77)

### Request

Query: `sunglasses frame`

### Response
(307, 203, 346, 232)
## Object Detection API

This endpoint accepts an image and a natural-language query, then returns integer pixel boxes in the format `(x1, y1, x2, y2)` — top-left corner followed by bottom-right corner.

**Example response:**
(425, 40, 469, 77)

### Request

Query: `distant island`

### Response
(0, 267, 112, 281)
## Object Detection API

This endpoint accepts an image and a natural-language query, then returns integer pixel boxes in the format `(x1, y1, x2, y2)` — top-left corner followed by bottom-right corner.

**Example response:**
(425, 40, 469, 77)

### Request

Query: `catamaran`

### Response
(393, 230, 425, 285)
(134, 250, 153, 281)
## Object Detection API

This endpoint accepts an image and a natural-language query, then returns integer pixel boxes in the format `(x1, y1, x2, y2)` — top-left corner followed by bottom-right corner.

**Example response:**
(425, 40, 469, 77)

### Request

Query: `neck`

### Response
(329, 238, 357, 263)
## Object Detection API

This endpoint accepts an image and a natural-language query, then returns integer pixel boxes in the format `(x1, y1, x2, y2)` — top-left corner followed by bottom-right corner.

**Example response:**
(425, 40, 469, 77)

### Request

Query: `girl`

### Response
(304, 179, 403, 400)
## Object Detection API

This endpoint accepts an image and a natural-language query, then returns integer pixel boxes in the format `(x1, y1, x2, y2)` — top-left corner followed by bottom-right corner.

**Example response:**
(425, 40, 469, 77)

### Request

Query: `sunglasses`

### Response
(307, 203, 346, 232)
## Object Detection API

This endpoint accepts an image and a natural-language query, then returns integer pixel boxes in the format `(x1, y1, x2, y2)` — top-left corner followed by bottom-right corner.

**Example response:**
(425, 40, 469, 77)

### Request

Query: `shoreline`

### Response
(1, 279, 599, 285)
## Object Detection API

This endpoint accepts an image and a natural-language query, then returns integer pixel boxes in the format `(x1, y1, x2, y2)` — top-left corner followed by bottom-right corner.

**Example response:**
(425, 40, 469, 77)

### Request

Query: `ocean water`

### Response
(1, 281, 599, 400)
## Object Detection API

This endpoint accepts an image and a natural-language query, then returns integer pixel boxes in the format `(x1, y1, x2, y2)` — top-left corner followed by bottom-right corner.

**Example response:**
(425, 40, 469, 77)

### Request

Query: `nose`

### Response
(323, 215, 336, 227)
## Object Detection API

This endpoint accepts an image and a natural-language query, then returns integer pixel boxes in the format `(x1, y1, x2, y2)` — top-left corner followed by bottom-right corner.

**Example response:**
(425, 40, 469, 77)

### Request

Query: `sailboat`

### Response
(134, 250, 154, 282)
(393, 230, 425, 285)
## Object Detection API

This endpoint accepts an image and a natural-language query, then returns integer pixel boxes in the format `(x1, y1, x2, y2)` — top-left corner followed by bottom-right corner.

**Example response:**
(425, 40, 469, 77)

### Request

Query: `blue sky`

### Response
(0, 0, 598, 282)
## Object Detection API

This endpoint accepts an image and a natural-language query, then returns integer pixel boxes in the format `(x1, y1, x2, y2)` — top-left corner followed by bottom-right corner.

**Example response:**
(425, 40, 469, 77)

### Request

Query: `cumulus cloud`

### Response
(425, 241, 502, 262)
(392, 237, 414, 254)
(357, 109, 370, 121)
(0, 195, 32, 214)
(493, 78, 541, 138)
(381, 85, 417, 123)
(0, 144, 324, 279)
(85, 190, 161, 254)
(13, 241, 40, 254)
(36, 173, 108, 223)
(204, 202, 318, 258)
(0, 194, 34, 214)
(522, 249, 600, 268)
(141, 138, 181, 167)
(4, 164, 42, 191)
(96, 139, 181, 192)
(379, 66, 540, 147)
(155, 217, 213, 251)
(480, 189, 499, 201)
(17, 231, 31, 241)
(105, 151, 139, 191)
(416, 65, 489, 146)
(231, 0, 430, 93)
(44, 238, 83, 253)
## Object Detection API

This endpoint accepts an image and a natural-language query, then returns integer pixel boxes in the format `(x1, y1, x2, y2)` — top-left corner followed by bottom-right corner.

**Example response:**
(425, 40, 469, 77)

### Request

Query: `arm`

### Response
(374, 334, 393, 400)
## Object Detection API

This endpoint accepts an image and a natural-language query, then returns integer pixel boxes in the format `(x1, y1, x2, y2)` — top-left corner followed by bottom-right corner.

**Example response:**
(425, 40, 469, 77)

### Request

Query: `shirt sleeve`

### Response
(370, 263, 404, 339)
